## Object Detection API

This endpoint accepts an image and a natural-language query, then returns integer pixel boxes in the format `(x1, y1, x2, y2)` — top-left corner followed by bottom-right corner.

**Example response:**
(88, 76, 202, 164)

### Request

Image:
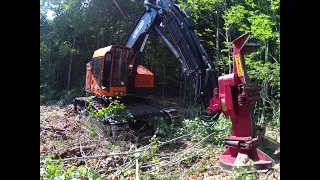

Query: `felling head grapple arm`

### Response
(207, 32, 261, 136)
(206, 32, 273, 170)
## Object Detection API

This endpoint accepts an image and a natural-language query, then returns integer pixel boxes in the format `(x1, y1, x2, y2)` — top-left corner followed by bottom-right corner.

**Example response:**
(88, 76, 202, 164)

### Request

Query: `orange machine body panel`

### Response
(135, 65, 154, 88)
(89, 73, 103, 96)
(86, 66, 92, 91)
(88, 73, 127, 97)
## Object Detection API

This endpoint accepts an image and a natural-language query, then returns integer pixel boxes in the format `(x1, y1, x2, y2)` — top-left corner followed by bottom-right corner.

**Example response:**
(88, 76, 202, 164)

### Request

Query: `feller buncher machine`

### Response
(74, 0, 273, 171)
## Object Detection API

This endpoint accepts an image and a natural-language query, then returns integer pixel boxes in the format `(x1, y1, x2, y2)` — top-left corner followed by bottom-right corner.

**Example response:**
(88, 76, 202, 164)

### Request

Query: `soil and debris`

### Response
(40, 102, 280, 179)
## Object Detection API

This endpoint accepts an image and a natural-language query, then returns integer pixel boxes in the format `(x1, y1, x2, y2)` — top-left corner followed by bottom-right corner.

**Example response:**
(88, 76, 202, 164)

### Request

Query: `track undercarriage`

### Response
(73, 95, 181, 138)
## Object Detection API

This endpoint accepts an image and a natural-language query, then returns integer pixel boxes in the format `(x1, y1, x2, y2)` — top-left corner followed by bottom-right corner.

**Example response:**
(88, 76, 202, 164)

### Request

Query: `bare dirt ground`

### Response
(40, 102, 280, 179)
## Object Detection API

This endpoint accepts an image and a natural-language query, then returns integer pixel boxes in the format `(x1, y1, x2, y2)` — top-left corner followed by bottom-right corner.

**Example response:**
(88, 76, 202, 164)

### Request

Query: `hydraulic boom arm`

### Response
(124, 0, 219, 119)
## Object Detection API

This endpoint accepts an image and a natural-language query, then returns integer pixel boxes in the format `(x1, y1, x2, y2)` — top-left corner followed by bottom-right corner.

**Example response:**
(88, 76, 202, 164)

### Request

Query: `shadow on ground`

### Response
(258, 136, 280, 163)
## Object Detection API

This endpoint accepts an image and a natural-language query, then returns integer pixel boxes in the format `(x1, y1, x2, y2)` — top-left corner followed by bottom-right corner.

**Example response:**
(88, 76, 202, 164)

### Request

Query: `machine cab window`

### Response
(102, 53, 112, 91)
(112, 48, 129, 87)
(92, 57, 102, 87)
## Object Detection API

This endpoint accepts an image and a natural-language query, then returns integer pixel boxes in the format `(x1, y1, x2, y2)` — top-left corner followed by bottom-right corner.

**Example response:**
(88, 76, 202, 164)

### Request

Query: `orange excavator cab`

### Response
(85, 45, 154, 97)
(86, 45, 131, 97)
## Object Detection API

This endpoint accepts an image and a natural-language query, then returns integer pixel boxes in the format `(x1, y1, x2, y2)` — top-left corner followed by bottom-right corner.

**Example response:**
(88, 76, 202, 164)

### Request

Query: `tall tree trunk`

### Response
(102, 28, 105, 47)
(223, 1, 232, 73)
(261, 40, 269, 124)
(189, 82, 192, 106)
(162, 64, 166, 99)
(67, 31, 77, 90)
(227, 30, 231, 74)
(84, 31, 92, 58)
(57, 51, 63, 90)
(270, 0, 278, 32)
(183, 75, 187, 102)
(270, 0, 280, 62)
(216, 9, 220, 75)
(221, 56, 225, 74)
(179, 70, 182, 100)
(48, 50, 51, 86)
(96, 27, 101, 49)
(151, 48, 154, 72)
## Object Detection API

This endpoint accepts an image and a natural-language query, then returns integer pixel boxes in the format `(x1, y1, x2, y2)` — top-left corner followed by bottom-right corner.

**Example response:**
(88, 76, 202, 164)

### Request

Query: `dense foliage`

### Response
(40, 0, 279, 127)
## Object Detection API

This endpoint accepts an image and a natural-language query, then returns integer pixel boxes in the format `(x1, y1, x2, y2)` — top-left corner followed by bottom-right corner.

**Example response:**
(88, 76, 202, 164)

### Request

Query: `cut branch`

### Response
(41, 149, 147, 164)
(268, 53, 278, 63)
(219, 31, 227, 40)
(135, 155, 140, 180)
(158, 133, 191, 147)
(40, 134, 192, 164)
